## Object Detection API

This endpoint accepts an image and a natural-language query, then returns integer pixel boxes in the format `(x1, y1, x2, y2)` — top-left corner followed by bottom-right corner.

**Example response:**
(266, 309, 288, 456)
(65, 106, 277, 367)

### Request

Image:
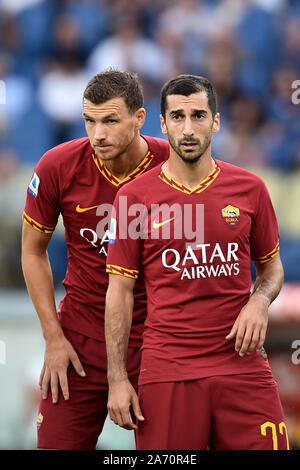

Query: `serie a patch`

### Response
(108, 217, 117, 245)
(28, 172, 40, 198)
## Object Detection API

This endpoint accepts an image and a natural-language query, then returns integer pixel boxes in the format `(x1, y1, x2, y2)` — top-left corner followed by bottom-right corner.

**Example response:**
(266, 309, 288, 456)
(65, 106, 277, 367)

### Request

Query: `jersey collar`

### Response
(158, 160, 221, 195)
(92, 151, 154, 187)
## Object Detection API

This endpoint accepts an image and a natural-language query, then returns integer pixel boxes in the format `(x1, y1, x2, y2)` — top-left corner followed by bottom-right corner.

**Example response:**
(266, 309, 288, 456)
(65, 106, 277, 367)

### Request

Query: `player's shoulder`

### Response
(37, 137, 92, 168)
(217, 158, 266, 188)
(142, 135, 169, 162)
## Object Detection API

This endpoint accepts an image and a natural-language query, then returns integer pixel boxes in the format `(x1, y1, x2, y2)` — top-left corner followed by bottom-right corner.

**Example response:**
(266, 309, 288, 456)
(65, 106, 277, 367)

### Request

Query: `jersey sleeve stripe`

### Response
(106, 264, 139, 279)
(23, 212, 55, 234)
(251, 242, 280, 263)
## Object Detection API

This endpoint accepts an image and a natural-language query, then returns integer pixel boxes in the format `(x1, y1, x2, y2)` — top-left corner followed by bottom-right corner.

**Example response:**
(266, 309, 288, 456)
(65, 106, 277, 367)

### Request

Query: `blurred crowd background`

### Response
(0, 0, 300, 450)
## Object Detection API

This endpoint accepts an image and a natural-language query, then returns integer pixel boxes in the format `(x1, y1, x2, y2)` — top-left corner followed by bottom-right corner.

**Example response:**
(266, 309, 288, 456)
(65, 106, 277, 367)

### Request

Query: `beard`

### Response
(93, 133, 135, 162)
(168, 133, 212, 164)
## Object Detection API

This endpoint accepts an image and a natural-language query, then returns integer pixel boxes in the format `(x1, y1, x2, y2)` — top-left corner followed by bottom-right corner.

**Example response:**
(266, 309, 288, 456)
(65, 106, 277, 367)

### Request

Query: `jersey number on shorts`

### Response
(261, 421, 290, 450)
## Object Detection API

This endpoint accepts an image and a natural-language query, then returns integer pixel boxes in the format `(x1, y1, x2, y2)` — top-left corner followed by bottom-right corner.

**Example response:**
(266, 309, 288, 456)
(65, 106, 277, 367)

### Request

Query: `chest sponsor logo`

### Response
(80, 227, 110, 256)
(222, 204, 240, 228)
(78, 203, 113, 257)
(162, 242, 240, 280)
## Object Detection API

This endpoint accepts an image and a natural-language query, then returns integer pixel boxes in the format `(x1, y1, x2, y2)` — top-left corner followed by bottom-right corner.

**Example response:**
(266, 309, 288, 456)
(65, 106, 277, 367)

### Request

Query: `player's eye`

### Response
(105, 119, 118, 124)
(172, 114, 183, 121)
(194, 112, 205, 120)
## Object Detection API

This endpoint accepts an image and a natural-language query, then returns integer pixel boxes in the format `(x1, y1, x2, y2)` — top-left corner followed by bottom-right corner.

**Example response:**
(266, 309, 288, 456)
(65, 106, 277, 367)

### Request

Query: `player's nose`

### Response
(183, 118, 194, 137)
(94, 124, 107, 141)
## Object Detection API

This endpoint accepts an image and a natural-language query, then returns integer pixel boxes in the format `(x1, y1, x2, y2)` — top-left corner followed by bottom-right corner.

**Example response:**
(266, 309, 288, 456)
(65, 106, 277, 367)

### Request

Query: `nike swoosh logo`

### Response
(153, 217, 174, 229)
(76, 204, 99, 213)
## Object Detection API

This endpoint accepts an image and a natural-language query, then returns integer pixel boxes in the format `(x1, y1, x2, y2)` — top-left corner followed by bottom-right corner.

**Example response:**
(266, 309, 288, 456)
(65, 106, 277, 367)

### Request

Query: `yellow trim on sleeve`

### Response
(252, 242, 280, 263)
(106, 264, 139, 279)
(23, 212, 55, 234)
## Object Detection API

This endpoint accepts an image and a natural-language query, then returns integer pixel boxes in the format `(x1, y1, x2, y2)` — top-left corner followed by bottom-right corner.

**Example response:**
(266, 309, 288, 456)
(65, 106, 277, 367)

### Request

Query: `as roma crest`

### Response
(222, 204, 240, 228)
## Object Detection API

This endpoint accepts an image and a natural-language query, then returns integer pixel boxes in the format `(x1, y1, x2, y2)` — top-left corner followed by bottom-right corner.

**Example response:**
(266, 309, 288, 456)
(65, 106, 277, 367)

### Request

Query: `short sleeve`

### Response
(106, 187, 144, 279)
(250, 179, 280, 263)
(23, 151, 60, 234)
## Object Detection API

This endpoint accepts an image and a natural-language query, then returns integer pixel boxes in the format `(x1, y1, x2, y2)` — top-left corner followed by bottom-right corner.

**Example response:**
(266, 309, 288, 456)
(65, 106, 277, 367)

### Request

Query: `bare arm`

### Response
(21, 222, 85, 403)
(22, 222, 61, 339)
(251, 254, 284, 303)
(226, 255, 284, 356)
(105, 273, 144, 430)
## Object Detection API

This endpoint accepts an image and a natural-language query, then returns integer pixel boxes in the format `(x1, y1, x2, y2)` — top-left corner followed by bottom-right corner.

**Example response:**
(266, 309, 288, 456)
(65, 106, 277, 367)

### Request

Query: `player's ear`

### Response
(212, 112, 220, 134)
(160, 114, 168, 135)
(135, 108, 146, 130)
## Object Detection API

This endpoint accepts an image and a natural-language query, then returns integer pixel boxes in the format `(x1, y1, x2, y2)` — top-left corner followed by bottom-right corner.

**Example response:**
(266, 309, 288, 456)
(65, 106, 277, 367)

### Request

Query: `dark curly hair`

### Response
(160, 74, 217, 119)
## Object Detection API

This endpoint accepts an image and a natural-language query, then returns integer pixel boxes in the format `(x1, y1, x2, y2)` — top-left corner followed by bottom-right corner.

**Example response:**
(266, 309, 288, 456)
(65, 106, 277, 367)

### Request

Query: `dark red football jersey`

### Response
(106, 159, 280, 385)
(23, 135, 169, 344)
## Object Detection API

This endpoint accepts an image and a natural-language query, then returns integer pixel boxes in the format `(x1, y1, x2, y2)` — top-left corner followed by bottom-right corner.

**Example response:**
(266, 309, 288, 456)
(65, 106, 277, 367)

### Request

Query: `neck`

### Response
(163, 146, 215, 189)
(100, 134, 148, 180)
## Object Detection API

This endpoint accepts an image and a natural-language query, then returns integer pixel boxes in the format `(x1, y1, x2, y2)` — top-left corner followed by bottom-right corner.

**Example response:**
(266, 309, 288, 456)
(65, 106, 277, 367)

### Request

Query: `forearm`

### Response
(22, 251, 63, 340)
(226, 256, 284, 355)
(105, 279, 134, 385)
(251, 256, 284, 306)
